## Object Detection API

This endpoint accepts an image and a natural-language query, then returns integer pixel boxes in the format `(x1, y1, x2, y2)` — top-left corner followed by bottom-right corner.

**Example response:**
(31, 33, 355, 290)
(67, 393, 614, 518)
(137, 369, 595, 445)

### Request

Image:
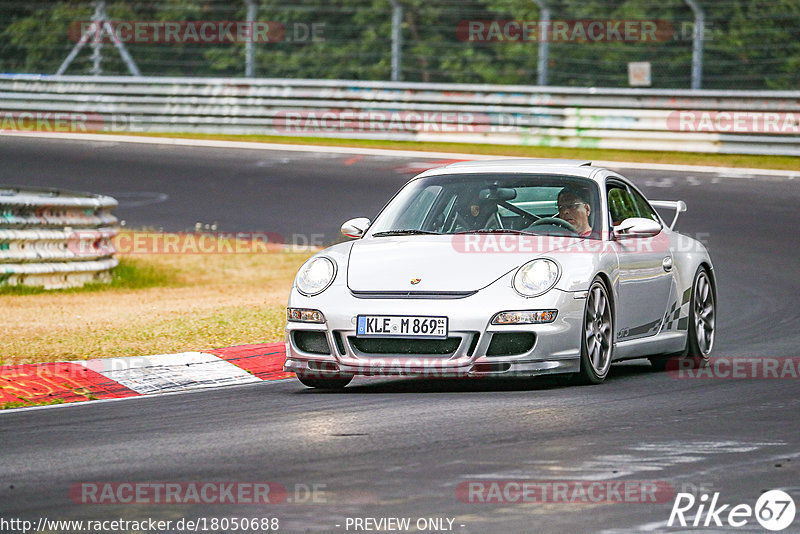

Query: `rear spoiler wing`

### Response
(650, 200, 687, 230)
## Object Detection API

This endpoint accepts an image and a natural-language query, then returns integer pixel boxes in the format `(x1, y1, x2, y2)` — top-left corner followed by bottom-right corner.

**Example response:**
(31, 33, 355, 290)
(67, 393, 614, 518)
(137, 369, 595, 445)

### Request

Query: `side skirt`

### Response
(612, 331, 686, 361)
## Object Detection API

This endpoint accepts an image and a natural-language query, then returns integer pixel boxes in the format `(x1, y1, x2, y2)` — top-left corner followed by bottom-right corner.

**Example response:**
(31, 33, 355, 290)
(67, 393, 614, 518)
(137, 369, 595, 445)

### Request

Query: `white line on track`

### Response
(3, 131, 798, 179)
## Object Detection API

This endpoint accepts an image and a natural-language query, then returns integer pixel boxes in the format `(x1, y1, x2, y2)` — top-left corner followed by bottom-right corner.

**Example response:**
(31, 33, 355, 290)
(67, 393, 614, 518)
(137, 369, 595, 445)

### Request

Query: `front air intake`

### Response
(293, 331, 331, 355)
(486, 333, 536, 356)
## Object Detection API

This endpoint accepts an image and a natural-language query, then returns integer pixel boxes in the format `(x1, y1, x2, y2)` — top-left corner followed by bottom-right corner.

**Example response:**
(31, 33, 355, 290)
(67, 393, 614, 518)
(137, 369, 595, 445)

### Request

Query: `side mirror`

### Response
(341, 217, 371, 238)
(614, 217, 662, 238)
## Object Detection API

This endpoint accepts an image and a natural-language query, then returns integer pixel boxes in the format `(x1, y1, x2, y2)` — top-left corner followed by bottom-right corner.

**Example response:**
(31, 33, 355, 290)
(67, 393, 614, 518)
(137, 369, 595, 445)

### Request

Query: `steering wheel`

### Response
(530, 217, 578, 234)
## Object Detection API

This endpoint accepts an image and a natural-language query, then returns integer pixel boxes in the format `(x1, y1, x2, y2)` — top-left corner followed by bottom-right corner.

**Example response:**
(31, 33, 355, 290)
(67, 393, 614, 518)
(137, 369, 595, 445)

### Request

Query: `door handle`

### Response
(662, 256, 673, 272)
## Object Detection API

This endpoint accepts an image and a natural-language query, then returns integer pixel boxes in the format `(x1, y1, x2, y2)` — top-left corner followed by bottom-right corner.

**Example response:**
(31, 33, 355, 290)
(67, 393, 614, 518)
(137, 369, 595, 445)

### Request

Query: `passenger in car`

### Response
(455, 194, 498, 231)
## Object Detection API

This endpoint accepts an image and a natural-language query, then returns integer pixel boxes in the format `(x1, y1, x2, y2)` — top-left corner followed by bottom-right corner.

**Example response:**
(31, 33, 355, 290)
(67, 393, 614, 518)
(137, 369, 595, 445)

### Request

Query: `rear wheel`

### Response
(650, 267, 715, 371)
(296, 372, 353, 389)
(577, 278, 614, 384)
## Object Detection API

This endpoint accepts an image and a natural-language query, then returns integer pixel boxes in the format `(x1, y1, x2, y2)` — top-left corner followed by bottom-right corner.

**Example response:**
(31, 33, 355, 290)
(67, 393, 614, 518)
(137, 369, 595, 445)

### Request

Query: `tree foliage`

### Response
(0, 0, 797, 89)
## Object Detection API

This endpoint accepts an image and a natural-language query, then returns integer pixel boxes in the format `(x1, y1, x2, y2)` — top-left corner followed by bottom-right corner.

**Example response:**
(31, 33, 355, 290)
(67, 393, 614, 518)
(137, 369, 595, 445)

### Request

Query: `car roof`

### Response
(445, 158, 592, 168)
(417, 158, 600, 180)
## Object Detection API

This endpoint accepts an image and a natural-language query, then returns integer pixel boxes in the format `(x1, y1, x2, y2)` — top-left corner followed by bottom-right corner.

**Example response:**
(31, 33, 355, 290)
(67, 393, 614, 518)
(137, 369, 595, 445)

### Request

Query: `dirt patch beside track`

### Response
(1, 242, 312, 364)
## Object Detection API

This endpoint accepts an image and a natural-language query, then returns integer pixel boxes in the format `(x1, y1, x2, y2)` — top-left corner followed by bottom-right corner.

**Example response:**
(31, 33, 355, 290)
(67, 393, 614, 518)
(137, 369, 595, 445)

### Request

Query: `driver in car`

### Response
(557, 186, 592, 236)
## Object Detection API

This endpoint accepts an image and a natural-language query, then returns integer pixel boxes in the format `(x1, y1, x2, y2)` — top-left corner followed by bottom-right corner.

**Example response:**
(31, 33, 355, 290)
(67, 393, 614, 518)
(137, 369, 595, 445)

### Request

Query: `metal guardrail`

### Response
(0, 186, 118, 289)
(1, 74, 798, 156)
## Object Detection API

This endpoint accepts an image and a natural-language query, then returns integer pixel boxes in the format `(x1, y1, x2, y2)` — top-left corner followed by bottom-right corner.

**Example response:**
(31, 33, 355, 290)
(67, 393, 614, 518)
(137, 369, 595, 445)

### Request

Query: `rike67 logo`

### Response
(669, 490, 796, 531)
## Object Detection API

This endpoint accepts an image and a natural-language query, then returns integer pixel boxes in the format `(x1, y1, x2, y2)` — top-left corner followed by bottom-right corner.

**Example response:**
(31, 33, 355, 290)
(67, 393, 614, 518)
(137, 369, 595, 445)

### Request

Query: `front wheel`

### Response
(296, 372, 353, 389)
(577, 278, 614, 384)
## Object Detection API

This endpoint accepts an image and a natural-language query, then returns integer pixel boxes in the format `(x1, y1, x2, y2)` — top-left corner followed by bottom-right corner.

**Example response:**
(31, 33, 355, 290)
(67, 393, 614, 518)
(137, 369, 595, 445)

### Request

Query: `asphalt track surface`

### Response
(1, 136, 800, 533)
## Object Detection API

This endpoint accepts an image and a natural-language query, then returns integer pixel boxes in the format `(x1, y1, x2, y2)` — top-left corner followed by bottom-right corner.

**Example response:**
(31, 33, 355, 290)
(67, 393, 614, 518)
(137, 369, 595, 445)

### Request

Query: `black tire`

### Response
(649, 267, 715, 372)
(576, 278, 614, 385)
(296, 372, 353, 389)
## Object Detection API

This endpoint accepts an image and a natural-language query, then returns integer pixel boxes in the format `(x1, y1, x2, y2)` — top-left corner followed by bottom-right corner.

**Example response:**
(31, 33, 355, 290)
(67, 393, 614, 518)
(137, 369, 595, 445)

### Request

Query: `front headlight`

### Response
(513, 259, 560, 297)
(287, 308, 326, 323)
(296, 256, 336, 296)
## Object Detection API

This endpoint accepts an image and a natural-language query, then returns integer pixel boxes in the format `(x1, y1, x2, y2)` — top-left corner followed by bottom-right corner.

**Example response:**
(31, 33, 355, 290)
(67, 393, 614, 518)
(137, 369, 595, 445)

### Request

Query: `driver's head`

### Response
(557, 186, 592, 235)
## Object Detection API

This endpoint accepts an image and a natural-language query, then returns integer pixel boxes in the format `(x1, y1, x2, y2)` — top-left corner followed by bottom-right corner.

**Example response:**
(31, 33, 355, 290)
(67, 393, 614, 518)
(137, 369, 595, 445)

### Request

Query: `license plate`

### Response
(356, 315, 448, 339)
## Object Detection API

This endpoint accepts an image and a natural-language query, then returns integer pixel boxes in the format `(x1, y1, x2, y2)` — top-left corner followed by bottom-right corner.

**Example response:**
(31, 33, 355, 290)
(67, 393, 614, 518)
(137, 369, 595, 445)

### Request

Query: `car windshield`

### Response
(368, 173, 602, 239)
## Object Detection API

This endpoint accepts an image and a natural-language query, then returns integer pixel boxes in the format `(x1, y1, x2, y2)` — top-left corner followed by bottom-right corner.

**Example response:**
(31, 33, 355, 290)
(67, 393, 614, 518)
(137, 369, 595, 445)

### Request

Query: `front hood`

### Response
(347, 235, 573, 293)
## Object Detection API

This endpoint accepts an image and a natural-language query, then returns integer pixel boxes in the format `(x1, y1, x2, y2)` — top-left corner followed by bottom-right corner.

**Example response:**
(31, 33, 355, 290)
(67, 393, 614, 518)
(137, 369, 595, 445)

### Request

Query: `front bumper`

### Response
(284, 280, 586, 379)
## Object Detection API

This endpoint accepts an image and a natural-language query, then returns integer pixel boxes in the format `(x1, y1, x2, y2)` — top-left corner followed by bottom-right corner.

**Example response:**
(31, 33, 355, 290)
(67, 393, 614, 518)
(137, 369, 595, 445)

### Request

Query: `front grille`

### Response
(486, 332, 536, 356)
(349, 336, 461, 355)
(293, 331, 331, 354)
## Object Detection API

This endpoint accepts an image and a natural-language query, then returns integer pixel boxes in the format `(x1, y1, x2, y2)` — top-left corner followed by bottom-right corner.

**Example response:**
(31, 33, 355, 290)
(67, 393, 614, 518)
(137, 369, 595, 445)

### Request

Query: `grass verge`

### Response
(0, 257, 179, 296)
(1, 234, 312, 364)
(106, 131, 800, 171)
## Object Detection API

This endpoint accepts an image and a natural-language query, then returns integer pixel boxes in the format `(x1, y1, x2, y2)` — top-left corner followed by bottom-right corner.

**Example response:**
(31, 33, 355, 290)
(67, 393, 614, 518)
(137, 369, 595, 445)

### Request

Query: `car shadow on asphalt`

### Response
(297, 359, 655, 394)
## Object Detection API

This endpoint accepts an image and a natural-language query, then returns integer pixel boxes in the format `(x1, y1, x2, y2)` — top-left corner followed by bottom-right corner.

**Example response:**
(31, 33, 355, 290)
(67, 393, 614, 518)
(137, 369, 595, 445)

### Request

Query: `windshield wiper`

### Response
(372, 229, 441, 237)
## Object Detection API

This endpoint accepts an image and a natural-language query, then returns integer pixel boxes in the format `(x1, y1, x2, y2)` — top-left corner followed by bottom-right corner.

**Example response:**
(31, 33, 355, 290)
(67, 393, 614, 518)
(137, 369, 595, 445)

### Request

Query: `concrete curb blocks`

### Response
(0, 342, 288, 408)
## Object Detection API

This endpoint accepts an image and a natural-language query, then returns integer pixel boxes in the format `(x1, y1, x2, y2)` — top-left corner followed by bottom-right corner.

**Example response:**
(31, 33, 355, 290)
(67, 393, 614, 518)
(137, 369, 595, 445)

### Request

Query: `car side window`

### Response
(607, 186, 639, 225)
(629, 188, 660, 223)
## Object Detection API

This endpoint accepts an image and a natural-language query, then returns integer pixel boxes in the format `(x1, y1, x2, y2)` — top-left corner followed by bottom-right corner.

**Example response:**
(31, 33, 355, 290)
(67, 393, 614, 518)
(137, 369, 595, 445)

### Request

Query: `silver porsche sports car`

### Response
(284, 159, 716, 388)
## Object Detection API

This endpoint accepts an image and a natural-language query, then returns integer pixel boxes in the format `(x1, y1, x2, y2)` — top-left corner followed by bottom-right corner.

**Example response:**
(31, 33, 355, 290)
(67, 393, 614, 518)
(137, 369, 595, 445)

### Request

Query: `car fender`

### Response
(552, 245, 619, 294)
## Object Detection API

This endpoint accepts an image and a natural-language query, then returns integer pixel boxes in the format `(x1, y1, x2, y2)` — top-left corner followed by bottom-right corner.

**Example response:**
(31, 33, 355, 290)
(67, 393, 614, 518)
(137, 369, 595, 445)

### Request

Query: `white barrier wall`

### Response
(0, 186, 118, 289)
(1, 74, 799, 156)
